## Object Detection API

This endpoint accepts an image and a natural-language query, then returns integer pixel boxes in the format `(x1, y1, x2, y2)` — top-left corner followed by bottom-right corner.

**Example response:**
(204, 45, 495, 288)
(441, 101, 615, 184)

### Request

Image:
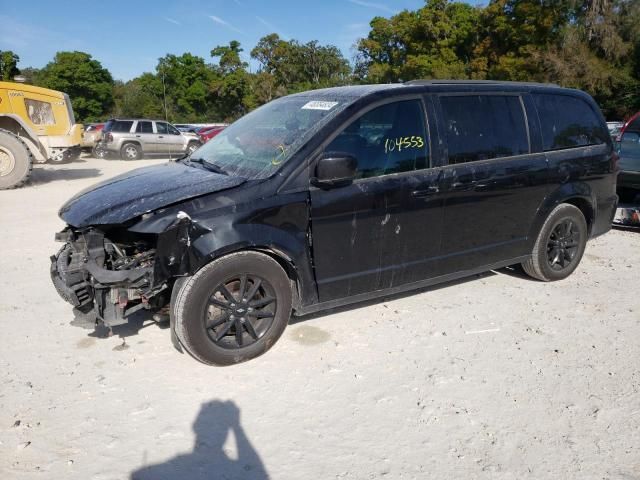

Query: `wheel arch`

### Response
(561, 197, 594, 234)
(0, 115, 47, 161)
(529, 183, 597, 245)
(120, 140, 142, 149)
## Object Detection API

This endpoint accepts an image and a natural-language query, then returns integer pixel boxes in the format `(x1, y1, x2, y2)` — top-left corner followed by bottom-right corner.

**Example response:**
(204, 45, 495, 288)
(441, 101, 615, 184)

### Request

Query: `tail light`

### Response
(104, 132, 113, 143)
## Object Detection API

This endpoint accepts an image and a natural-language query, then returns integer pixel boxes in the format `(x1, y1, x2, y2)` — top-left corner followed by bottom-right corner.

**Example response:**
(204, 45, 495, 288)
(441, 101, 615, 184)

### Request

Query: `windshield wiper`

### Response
(184, 156, 228, 175)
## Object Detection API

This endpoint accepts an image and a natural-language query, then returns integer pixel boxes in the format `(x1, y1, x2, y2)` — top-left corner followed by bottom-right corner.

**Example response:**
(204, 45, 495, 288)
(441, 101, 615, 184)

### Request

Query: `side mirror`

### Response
(312, 152, 357, 188)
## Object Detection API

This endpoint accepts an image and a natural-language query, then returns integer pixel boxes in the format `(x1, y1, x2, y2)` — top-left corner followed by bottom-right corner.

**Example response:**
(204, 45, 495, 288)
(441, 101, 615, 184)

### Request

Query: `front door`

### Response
(154, 121, 184, 156)
(310, 98, 444, 302)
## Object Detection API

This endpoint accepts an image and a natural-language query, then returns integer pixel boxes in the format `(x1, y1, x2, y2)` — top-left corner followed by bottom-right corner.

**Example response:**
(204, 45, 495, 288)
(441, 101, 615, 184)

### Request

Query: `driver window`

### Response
(325, 99, 429, 179)
(168, 124, 181, 135)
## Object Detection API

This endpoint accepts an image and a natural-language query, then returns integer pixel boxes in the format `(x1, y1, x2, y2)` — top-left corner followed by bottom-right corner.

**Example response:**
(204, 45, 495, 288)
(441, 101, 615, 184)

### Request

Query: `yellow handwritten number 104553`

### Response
(384, 136, 425, 154)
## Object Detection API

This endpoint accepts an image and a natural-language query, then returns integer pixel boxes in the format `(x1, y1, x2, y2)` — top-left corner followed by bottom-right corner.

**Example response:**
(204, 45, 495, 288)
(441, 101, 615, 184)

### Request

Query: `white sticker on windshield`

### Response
(301, 101, 339, 111)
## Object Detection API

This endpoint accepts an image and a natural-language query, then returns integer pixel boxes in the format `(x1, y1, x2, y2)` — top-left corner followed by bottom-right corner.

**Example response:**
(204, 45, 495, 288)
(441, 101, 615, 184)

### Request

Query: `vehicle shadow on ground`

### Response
(130, 400, 269, 480)
(71, 308, 169, 342)
(29, 167, 102, 185)
(292, 270, 503, 324)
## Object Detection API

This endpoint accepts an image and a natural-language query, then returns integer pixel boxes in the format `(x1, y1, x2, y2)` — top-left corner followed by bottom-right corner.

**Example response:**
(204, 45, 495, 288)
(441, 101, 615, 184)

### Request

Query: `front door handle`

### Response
(411, 186, 439, 197)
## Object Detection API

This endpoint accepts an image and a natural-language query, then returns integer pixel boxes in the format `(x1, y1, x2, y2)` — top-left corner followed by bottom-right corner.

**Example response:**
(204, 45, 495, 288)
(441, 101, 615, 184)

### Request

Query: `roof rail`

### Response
(403, 79, 560, 87)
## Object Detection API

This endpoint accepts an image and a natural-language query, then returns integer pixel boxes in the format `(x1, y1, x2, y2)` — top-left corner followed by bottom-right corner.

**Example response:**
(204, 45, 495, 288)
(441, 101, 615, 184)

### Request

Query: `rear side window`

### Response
(326, 99, 429, 179)
(440, 95, 529, 164)
(109, 120, 133, 133)
(136, 121, 153, 133)
(534, 94, 608, 151)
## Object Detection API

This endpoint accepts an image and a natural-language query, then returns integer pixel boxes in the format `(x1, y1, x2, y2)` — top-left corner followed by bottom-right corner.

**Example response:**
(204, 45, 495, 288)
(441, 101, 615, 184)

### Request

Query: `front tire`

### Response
(522, 203, 588, 281)
(120, 142, 142, 160)
(173, 251, 292, 366)
(0, 130, 32, 190)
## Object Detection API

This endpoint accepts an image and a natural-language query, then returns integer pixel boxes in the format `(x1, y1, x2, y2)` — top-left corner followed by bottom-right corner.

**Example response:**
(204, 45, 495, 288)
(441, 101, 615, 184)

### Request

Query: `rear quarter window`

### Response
(105, 120, 134, 133)
(534, 94, 608, 151)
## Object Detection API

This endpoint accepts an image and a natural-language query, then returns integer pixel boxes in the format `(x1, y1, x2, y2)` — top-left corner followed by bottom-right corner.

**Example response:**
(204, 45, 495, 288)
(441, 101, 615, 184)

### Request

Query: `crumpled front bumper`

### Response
(50, 228, 157, 326)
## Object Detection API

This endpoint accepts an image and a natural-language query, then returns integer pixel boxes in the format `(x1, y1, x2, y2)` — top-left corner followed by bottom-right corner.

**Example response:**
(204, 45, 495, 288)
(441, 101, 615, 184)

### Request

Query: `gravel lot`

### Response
(1, 156, 639, 480)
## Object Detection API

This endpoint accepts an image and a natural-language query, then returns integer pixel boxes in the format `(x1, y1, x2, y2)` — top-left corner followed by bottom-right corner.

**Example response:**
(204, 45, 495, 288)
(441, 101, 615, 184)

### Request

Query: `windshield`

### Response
(192, 96, 350, 179)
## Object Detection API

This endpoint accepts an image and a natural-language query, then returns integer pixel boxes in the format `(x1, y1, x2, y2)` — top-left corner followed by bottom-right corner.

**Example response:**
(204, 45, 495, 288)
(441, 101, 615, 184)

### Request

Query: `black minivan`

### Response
(51, 81, 618, 365)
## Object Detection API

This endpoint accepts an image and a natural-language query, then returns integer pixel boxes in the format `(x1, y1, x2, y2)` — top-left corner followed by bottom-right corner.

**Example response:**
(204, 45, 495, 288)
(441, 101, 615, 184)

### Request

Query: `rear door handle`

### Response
(411, 186, 439, 197)
(158, 135, 164, 138)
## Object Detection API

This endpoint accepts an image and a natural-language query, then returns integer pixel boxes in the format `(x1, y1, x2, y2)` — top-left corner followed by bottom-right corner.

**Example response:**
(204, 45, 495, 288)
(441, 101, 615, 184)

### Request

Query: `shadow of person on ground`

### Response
(130, 400, 269, 480)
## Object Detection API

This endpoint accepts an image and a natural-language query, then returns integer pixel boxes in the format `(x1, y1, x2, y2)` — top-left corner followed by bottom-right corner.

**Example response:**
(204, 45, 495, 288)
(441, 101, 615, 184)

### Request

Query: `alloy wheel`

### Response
(546, 219, 581, 271)
(205, 274, 277, 349)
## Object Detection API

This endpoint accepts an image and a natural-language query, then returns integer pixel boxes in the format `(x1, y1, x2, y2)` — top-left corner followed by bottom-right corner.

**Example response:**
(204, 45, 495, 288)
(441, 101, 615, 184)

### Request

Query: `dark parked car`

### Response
(51, 81, 618, 366)
(616, 112, 640, 202)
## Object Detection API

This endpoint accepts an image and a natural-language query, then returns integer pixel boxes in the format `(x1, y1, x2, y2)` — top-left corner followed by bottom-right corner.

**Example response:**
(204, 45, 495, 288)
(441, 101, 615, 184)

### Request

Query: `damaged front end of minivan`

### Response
(51, 211, 207, 327)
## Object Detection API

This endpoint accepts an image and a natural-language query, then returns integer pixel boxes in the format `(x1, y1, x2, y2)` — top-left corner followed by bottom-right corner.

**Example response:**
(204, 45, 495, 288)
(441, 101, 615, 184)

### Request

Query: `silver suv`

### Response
(97, 119, 201, 160)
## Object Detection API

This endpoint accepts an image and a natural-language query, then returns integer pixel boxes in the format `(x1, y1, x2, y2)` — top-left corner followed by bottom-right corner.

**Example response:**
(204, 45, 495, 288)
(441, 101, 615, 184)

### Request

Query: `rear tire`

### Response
(120, 142, 142, 160)
(522, 203, 588, 281)
(0, 130, 32, 190)
(93, 145, 109, 159)
(173, 251, 292, 366)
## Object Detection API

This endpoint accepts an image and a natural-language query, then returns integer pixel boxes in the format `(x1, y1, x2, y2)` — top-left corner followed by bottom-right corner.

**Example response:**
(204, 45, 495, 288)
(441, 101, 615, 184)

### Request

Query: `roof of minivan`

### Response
(288, 80, 584, 101)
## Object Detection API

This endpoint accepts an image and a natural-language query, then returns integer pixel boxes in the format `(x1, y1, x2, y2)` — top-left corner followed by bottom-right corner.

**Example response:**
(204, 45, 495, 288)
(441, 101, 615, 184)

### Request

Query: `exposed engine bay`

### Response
(51, 227, 168, 326)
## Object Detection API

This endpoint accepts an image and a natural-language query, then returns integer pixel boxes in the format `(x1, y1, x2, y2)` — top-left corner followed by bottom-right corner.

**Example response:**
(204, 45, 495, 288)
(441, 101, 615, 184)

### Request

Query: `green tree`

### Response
(355, 0, 480, 82)
(36, 51, 114, 122)
(156, 53, 217, 122)
(211, 41, 252, 121)
(251, 34, 351, 93)
(0, 50, 20, 81)
(112, 74, 166, 119)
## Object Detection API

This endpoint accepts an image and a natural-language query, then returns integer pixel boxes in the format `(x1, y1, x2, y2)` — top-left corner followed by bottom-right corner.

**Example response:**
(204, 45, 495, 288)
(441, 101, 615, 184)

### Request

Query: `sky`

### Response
(1, 0, 485, 81)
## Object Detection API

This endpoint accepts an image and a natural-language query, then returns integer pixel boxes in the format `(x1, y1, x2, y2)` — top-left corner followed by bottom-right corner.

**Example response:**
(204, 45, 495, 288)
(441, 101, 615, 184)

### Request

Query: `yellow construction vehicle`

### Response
(0, 81, 83, 189)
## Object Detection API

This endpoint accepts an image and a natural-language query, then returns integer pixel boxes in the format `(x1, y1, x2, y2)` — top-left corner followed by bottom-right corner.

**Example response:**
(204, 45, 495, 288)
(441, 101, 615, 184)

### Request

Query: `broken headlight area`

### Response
(51, 227, 168, 327)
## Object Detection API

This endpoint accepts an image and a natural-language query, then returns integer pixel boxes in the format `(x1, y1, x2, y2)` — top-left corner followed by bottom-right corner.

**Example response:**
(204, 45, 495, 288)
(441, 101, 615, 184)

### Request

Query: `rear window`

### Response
(534, 94, 608, 151)
(440, 95, 529, 164)
(104, 120, 133, 133)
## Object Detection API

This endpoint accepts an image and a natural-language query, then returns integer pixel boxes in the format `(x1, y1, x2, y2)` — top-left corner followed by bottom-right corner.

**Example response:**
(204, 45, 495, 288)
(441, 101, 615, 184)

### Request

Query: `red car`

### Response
(198, 125, 226, 143)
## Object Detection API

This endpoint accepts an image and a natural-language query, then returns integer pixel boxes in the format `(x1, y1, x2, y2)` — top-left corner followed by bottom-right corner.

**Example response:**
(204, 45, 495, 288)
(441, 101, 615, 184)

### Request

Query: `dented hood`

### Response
(59, 162, 245, 227)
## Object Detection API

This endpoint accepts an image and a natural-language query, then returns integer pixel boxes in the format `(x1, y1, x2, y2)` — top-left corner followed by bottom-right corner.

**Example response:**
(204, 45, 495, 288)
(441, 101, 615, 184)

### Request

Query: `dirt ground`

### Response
(1, 155, 639, 480)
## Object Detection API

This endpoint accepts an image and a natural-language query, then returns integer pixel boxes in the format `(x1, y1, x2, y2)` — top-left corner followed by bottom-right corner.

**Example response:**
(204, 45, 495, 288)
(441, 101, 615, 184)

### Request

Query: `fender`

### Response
(527, 181, 596, 246)
(0, 114, 47, 161)
(187, 224, 318, 309)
